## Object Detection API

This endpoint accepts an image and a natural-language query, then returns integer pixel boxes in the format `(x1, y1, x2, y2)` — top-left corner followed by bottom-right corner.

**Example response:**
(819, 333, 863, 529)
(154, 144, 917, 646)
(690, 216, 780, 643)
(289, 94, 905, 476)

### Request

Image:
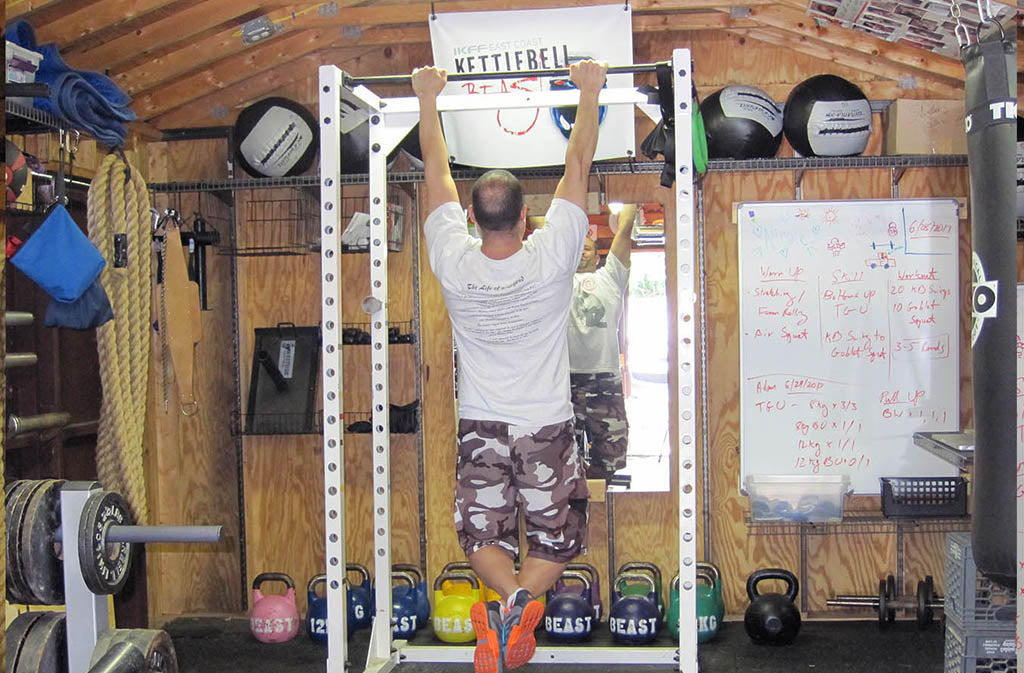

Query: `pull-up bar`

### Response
(344, 61, 669, 87)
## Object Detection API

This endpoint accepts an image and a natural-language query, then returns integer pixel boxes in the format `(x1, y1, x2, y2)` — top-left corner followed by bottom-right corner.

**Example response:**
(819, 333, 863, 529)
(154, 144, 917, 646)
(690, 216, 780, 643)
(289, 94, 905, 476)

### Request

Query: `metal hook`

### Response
(949, 0, 971, 48)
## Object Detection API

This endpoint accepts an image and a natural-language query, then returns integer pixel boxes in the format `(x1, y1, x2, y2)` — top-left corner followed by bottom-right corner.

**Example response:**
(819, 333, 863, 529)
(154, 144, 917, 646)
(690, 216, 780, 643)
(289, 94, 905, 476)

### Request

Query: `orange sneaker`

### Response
(502, 590, 544, 670)
(470, 600, 504, 673)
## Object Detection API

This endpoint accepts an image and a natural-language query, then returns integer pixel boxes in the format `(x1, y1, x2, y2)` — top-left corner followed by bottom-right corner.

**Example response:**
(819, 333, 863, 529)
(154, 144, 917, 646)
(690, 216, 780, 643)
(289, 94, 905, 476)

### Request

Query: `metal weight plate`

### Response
(89, 629, 179, 673)
(6, 480, 48, 604)
(877, 579, 888, 629)
(5, 611, 46, 673)
(78, 490, 134, 595)
(885, 575, 896, 623)
(916, 579, 932, 629)
(21, 479, 65, 604)
(8, 611, 67, 673)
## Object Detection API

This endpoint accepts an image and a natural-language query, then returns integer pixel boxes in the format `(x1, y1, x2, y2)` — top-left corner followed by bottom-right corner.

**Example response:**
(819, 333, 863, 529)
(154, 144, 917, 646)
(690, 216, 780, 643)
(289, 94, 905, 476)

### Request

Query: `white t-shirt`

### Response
(568, 252, 630, 374)
(424, 199, 588, 425)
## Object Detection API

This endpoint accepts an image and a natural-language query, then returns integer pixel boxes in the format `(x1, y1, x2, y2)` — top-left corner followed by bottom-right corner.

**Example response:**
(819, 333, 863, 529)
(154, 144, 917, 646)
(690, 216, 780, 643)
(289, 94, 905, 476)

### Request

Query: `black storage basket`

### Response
(880, 477, 968, 518)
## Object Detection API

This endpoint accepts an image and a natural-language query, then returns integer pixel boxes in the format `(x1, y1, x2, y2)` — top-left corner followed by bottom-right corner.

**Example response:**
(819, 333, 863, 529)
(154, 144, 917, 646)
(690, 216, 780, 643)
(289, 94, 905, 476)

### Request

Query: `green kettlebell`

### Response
(668, 563, 724, 642)
(618, 562, 664, 618)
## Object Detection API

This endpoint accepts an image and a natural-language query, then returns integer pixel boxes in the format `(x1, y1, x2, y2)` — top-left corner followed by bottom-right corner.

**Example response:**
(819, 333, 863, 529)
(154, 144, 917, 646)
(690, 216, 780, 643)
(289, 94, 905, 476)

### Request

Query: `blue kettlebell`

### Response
(609, 572, 661, 644)
(346, 564, 372, 632)
(390, 571, 420, 640)
(544, 570, 594, 642)
(393, 563, 430, 628)
(566, 562, 603, 623)
(306, 574, 329, 643)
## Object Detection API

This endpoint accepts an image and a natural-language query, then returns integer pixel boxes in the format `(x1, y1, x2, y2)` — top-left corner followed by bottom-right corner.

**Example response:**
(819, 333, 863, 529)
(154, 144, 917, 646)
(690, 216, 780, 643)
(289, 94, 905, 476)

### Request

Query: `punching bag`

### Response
(964, 25, 1017, 590)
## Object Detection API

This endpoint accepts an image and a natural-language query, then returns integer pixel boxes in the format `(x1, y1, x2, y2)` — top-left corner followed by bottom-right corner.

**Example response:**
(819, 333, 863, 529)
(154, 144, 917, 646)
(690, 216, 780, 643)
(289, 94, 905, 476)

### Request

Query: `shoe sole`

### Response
(504, 600, 545, 670)
(470, 602, 502, 673)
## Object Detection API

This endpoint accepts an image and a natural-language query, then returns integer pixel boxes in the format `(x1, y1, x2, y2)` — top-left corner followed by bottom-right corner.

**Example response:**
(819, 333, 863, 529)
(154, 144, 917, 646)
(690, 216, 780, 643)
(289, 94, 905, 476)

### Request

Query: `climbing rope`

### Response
(87, 152, 152, 524)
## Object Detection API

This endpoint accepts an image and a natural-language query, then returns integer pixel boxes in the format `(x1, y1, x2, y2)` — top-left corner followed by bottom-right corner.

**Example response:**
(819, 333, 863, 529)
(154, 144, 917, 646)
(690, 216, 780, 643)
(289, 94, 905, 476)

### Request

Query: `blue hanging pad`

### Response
(11, 204, 106, 303)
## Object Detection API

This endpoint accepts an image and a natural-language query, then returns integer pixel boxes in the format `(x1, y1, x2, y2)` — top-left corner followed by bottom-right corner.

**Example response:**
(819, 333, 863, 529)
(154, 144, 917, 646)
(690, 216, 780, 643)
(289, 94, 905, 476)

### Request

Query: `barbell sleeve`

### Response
(5, 312, 34, 327)
(105, 525, 224, 544)
(8, 411, 72, 436)
(86, 641, 145, 673)
(345, 61, 668, 87)
(5, 352, 38, 369)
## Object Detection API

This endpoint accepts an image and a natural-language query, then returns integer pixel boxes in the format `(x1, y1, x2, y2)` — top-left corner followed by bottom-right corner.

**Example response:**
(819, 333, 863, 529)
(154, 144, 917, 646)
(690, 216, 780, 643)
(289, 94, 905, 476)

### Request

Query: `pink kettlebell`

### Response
(250, 572, 300, 643)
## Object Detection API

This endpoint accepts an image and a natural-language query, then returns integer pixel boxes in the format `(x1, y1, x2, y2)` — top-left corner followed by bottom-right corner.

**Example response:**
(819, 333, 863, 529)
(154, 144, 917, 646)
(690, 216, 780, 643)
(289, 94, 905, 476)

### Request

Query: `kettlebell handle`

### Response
(307, 573, 327, 595)
(697, 562, 721, 589)
(392, 570, 416, 588)
(253, 572, 295, 591)
(619, 561, 662, 585)
(393, 563, 423, 583)
(746, 568, 799, 602)
(346, 563, 370, 585)
(567, 562, 601, 586)
(441, 561, 473, 575)
(614, 572, 656, 594)
(433, 571, 480, 591)
(559, 569, 591, 591)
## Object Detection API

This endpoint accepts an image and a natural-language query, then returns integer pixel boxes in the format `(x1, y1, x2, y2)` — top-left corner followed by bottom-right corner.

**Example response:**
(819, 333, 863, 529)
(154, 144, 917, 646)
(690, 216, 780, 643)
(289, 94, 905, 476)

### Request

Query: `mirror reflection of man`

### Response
(568, 204, 637, 482)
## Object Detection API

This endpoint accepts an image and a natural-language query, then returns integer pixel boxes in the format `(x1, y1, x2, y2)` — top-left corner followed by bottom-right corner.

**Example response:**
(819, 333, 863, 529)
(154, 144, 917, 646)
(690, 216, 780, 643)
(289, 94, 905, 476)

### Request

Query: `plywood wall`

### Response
(141, 27, 980, 621)
(146, 139, 243, 619)
(237, 184, 422, 616)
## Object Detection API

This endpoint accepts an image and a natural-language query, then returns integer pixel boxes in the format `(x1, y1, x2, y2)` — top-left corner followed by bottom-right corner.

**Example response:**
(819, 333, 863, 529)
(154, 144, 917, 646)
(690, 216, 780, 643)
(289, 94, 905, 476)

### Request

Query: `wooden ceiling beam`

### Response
(7, 0, 101, 22)
(730, 10, 965, 94)
(135, 28, 333, 119)
(150, 52, 337, 129)
(744, 5, 965, 83)
(34, 0, 185, 46)
(730, 27, 963, 100)
(67, 1, 258, 72)
(117, 8, 746, 100)
(279, 0, 778, 32)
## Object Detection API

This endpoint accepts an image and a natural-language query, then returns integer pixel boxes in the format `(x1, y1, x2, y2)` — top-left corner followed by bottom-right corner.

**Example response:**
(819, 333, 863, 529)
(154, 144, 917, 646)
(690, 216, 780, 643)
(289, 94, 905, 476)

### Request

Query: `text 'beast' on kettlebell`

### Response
(250, 572, 300, 643)
(743, 568, 801, 645)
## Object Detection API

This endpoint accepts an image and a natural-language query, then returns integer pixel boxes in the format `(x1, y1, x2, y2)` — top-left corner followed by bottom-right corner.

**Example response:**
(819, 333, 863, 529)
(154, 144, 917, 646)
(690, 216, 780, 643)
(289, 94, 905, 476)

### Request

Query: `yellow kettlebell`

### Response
(440, 562, 488, 602)
(432, 572, 480, 643)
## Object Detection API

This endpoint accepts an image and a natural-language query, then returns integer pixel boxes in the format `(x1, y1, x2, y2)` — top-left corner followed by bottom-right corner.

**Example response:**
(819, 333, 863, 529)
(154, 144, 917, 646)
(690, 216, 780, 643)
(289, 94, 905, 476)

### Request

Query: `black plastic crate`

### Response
(880, 477, 968, 518)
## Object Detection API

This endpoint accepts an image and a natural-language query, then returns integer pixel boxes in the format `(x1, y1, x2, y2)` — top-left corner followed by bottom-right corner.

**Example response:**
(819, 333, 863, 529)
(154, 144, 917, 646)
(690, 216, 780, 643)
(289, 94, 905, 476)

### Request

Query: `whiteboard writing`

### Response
(739, 200, 960, 493)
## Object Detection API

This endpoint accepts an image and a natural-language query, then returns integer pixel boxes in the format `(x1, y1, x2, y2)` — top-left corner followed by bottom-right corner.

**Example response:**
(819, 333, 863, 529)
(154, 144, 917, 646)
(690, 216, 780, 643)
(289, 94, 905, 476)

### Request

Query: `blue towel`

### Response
(7, 20, 136, 147)
(10, 204, 106, 303)
(44, 279, 114, 329)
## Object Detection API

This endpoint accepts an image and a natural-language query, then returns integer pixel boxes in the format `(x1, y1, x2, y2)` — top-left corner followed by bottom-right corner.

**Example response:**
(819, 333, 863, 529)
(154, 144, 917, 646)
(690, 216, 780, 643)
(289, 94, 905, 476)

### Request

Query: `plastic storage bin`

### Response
(944, 532, 1016, 632)
(6, 41, 43, 107)
(744, 474, 851, 523)
(943, 622, 1016, 673)
(880, 477, 968, 518)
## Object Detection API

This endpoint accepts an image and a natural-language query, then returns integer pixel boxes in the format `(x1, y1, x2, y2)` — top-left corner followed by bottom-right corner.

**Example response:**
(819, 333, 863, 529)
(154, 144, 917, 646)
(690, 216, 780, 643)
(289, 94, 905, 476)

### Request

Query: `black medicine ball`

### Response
(234, 97, 319, 178)
(783, 75, 872, 157)
(701, 85, 783, 160)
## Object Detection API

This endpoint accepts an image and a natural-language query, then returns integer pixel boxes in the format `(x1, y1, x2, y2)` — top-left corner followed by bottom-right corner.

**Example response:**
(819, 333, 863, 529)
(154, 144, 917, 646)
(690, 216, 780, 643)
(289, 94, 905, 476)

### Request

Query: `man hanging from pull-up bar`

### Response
(413, 59, 608, 673)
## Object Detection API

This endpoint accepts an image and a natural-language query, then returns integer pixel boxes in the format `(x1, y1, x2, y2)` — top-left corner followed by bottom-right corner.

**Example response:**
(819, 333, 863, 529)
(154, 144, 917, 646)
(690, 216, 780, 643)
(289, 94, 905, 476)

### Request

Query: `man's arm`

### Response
(609, 204, 637, 268)
(412, 67, 460, 214)
(553, 60, 608, 211)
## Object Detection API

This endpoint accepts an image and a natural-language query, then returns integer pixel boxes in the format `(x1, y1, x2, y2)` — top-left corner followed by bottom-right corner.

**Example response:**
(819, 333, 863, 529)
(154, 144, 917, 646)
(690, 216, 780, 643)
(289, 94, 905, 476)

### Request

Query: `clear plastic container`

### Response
(744, 474, 851, 523)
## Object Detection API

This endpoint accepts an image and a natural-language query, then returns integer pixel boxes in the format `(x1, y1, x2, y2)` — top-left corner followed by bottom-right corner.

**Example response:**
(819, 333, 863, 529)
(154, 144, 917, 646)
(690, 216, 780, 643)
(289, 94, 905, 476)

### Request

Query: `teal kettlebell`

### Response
(668, 563, 724, 642)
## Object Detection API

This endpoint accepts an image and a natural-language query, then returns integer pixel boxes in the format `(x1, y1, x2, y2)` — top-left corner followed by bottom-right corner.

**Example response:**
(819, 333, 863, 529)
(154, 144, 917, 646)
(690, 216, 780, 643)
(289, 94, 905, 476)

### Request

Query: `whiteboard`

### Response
(738, 199, 960, 493)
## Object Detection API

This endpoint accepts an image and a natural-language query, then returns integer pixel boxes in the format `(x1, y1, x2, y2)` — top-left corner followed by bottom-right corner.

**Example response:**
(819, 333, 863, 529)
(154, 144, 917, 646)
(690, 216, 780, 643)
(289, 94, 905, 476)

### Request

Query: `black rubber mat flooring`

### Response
(164, 617, 946, 672)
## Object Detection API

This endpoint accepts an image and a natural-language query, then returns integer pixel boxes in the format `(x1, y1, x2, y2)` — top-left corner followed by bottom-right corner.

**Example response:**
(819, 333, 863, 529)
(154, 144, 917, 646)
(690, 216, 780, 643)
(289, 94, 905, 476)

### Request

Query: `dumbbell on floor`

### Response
(826, 574, 943, 629)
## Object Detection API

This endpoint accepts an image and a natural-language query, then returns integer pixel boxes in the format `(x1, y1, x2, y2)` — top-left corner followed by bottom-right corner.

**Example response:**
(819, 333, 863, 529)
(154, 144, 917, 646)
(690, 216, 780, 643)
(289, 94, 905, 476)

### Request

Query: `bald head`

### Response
(471, 170, 524, 232)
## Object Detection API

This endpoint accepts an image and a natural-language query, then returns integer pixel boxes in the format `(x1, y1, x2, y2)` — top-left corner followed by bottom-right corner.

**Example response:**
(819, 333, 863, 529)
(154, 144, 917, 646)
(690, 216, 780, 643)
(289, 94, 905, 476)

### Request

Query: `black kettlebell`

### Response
(743, 568, 801, 645)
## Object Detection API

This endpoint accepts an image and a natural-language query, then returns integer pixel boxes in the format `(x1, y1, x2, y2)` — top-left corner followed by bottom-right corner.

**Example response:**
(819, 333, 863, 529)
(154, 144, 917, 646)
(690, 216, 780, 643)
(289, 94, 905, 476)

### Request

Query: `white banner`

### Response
(429, 4, 635, 168)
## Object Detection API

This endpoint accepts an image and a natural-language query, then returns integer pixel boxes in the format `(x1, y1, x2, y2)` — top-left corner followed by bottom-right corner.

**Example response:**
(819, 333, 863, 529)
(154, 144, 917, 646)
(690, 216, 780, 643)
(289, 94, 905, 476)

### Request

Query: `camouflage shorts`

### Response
(570, 373, 629, 480)
(454, 418, 590, 564)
